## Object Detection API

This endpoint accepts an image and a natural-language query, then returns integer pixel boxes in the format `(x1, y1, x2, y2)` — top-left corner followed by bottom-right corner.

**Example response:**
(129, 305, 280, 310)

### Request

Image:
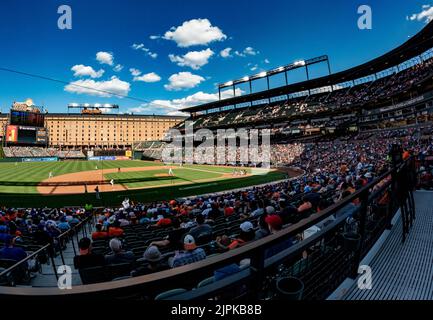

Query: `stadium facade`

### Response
(0, 109, 185, 148)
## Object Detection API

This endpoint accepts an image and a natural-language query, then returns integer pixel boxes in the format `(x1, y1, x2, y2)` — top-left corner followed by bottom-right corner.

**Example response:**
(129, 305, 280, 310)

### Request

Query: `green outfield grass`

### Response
(0, 160, 163, 193)
(0, 160, 288, 207)
(105, 168, 224, 189)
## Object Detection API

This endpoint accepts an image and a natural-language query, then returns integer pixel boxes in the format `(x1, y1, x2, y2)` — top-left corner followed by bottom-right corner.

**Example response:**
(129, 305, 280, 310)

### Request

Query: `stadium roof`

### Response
(182, 21, 433, 113)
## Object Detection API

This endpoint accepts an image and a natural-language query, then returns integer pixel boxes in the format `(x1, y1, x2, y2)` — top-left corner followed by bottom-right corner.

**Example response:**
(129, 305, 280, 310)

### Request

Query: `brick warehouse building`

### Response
(0, 112, 185, 148)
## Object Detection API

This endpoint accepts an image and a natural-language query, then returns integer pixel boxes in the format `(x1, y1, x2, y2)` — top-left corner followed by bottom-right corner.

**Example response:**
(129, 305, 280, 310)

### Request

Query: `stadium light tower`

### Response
(217, 55, 331, 101)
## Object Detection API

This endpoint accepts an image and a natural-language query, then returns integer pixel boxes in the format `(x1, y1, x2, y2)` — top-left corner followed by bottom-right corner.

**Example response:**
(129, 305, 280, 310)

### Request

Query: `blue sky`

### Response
(0, 0, 432, 115)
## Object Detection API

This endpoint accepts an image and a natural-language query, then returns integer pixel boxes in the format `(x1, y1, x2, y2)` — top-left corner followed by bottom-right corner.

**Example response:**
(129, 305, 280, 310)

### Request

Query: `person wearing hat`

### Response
(265, 215, 283, 234)
(131, 246, 168, 276)
(216, 221, 255, 251)
(170, 234, 206, 268)
(264, 215, 294, 259)
(0, 236, 29, 282)
(104, 238, 135, 265)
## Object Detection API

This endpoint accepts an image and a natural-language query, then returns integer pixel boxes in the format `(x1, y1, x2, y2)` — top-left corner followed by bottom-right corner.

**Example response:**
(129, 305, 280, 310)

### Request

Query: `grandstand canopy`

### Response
(182, 21, 433, 114)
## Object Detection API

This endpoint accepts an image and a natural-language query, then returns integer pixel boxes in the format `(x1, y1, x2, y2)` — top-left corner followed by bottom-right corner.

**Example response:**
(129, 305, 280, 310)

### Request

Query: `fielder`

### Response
(168, 168, 174, 176)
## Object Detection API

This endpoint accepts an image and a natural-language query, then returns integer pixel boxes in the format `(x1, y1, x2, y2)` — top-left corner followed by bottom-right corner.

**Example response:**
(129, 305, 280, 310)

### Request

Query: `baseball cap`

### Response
(143, 246, 163, 262)
(183, 234, 197, 251)
(265, 215, 283, 230)
(265, 206, 275, 215)
(240, 221, 254, 233)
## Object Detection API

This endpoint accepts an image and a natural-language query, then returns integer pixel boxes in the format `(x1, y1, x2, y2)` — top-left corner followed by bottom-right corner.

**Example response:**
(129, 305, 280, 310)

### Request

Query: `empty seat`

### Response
(107, 263, 133, 280)
(79, 266, 108, 284)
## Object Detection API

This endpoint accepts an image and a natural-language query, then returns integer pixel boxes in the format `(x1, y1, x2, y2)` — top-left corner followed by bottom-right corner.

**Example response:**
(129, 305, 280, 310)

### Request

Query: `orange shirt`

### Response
(228, 238, 246, 250)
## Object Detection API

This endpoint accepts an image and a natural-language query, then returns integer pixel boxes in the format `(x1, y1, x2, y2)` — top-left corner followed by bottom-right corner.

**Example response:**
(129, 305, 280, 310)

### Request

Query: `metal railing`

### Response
(0, 213, 95, 284)
(0, 157, 416, 300)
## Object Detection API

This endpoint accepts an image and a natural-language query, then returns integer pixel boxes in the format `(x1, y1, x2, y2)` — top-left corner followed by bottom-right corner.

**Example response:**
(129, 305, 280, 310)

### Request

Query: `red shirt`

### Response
(108, 227, 124, 237)
(92, 231, 108, 240)
(224, 207, 234, 217)
(156, 218, 172, 227)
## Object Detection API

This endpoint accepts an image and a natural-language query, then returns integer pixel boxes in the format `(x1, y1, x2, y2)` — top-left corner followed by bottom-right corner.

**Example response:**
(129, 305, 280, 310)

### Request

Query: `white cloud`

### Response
(244, 47, 258, 55)
(163, 18, 227, 47)
(131, 43, 158, 59)
(96, 51, 114, 66)
(71, 64, 104, 78)
(64, 76, 131, 98)
(131, 43, 144, 50)
(235, 47, 259, 57)
(150, 35, 160, 40)
(408, 5, 433, 23)
(220, 47, 232, 58)
(169, 48, 214, 70)
(250, 64, 259, 71)
(164, 72, 205, 91)
(264, 59, 270, 64)
(133, 72, 161, 83)
(129, 68, 142, 77)
(113, 64, 124, 72)
(127, 88, 243, 115)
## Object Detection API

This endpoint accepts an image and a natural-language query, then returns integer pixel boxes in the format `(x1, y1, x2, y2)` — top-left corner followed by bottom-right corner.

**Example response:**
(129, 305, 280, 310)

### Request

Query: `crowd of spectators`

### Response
(67, 128, 432, 285)
(2, 147, 85, 159)
(1, 126, 432, 287)
(183, 57, 433, 130)
(0, 207, 89, 283)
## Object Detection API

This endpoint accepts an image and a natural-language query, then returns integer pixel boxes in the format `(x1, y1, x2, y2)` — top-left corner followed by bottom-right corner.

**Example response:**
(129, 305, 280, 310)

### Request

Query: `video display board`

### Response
(5, 125, 47, 145)
(10, 110, 45, 128)
(6, 125, 18, 142)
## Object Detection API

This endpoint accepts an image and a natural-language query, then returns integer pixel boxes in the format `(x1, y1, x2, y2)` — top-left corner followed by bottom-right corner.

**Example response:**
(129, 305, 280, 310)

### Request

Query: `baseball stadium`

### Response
(0, 0, 433, 307)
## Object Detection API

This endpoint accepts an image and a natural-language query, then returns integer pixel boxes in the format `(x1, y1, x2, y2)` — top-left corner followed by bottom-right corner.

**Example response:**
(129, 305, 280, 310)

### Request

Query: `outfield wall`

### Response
(0, 157, 58, 162)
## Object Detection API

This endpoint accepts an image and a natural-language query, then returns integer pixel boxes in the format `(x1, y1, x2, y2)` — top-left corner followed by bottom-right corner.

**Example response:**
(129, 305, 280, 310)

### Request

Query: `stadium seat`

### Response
(196, 233, 213, 245)
(79, 266, 108, 284)
(107, 263, 133, 280)
(0, 259, 29, 285)
(197, 276, 214, 288)
(112, 276, 132, 281)
(155, 288, 188, 300)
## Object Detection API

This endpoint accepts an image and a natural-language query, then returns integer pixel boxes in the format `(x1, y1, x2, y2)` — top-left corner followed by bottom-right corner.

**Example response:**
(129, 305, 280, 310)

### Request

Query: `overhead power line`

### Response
(0, 67, 152, 104)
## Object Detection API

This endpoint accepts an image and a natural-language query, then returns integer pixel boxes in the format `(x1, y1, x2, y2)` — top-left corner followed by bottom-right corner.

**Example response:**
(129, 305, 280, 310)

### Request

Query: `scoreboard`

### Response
(10, 110, 45, 127)
(5, 109, 48, 145)
(5, 125, 47, 145)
